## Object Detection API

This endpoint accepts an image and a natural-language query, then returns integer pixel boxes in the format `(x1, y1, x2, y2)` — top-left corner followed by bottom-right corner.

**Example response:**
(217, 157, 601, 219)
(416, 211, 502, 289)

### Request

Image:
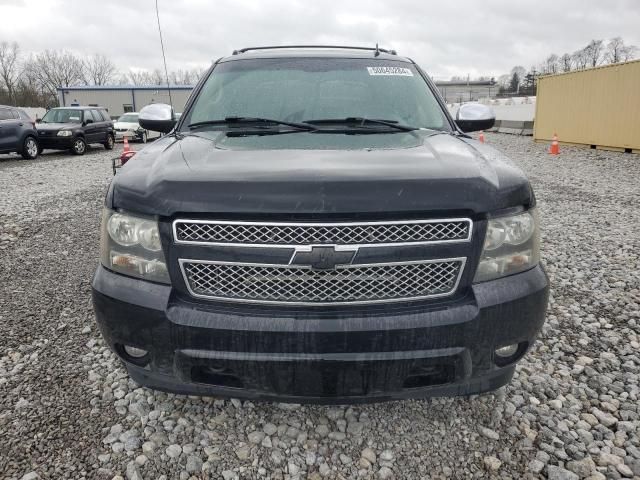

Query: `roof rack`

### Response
(232, 45, 397, 56)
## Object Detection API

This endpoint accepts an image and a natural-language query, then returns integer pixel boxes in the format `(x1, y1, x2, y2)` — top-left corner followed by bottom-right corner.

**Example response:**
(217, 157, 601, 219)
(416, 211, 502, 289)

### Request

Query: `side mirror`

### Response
(455, 103, 495, 133)
(36, 118, 42, 123)
(84, 119, 93, 125)
(139, 103, 176, 134)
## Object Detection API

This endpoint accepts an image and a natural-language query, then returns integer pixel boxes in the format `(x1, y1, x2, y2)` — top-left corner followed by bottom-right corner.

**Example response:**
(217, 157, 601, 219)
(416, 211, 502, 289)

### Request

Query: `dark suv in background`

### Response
(93, 45, 549, 403)
(37, 106, 115, 155)
(0, 105, 39, 159)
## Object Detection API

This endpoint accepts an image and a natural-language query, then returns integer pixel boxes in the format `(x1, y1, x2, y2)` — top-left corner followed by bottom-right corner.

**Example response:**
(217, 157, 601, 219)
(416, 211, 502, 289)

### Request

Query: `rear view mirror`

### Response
(455, 103, 495, 133)
(139, 103, 176, 134)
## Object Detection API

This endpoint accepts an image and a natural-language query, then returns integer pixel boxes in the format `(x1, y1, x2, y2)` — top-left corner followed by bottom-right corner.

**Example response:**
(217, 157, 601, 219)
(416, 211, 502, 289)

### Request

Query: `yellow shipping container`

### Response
(534, 59, 640, 152)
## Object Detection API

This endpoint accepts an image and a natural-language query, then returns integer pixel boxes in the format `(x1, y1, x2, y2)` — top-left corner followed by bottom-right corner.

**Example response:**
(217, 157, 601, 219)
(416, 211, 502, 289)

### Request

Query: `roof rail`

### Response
(232, 45, 397, 56)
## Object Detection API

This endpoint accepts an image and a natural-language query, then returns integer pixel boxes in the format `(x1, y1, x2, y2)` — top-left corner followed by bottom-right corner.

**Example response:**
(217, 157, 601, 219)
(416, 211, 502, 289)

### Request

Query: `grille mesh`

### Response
(182, 260, 463, 304)
(175, 220, 470, 246)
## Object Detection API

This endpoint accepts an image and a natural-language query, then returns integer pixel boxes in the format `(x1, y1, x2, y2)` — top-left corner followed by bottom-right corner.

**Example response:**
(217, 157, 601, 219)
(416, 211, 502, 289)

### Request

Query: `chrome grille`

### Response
(180, 259, 465, 305)
(174, 219, 471, 246)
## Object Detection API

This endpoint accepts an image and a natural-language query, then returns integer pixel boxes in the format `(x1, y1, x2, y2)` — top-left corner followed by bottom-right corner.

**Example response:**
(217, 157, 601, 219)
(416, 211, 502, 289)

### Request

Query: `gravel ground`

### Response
(1, 134, 639, 480)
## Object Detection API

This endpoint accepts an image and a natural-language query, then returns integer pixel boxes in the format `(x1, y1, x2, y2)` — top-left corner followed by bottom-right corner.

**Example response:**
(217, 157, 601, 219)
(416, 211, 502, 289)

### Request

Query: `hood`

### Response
(109, 131, 533, 218)
(37, 122, 78, 131)
(114, 121, 140, 130)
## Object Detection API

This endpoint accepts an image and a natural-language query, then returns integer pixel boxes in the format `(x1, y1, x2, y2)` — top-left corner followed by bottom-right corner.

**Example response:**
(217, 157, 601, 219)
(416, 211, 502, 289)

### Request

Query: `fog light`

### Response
(123, 345, 148, 358)
(495, 344, 519, 358)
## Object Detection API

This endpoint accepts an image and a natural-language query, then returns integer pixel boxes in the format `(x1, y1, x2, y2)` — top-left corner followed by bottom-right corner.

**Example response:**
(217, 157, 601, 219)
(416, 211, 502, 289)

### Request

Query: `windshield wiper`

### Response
(303, 117, 418, 132)
(188, 116, 316, 131)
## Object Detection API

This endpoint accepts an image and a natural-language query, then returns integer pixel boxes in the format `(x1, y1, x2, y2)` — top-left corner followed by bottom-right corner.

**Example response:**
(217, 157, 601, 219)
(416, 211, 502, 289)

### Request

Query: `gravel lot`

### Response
(1, 134, 639, 480)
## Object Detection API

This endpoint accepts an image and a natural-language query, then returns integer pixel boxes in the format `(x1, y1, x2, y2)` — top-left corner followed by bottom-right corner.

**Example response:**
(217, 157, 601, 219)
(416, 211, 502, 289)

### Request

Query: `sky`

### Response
(1, 0, 639, 80)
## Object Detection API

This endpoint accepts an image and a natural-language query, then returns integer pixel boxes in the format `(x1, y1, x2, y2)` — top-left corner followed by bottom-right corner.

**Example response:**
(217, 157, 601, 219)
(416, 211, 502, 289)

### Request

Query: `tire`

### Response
(21, 136, 39, 160)
(104, 133, 115, 150)
(140, 131, 148, 144)
(71, 137, 87, 155)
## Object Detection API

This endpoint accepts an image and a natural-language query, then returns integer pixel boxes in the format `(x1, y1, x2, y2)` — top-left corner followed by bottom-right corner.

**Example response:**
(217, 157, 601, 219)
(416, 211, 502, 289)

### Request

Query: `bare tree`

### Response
(543, 54, 559, 74)
(583, 40, 604, 67)
(15, 57, 48, 107)
(170, 69, 187, 85)
(83, 54, 117, 85)
(127, 67, 205, 87)
(559, 53, 572, 72)
(27, 50, 85, 103)
(511, 66, 526, 79)
(572, 48, 589, 70)
(127, 70, 153, 86)
(605, 37, 638, 63)
(170, 69, 200, 85)
(605, 37, 625, 63)
(151, 69, 165, 85)
(497, 74, 510, 89)
(509, 66, 526, 92)
(0, 41, 21, 105)
(621, 44, 638, 61)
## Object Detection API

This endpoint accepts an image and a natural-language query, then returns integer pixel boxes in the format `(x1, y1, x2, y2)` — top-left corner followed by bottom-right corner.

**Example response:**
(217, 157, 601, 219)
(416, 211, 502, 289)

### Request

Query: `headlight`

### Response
(100, 209, 170, 283)
(57, 130, 72, 137)
(474, 209, 540, 283)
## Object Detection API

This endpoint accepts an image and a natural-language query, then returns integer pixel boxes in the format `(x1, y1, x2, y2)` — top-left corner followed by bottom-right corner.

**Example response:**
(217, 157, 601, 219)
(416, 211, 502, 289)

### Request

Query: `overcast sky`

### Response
(1, 0, 639, 80)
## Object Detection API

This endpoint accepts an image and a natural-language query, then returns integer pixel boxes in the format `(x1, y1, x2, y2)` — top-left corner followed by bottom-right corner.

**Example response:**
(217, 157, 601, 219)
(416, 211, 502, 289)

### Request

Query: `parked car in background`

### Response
(0, 105, 39, 159)
(37, 106, 115, 155)
(113, 112, 149, 143)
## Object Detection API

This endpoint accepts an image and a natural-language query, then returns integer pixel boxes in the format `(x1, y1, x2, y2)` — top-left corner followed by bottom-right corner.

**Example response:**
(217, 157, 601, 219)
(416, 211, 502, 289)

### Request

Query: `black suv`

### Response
(0, 105, 39, 159)
(36, 106, 115, 155)
(92, 46, 549, 403)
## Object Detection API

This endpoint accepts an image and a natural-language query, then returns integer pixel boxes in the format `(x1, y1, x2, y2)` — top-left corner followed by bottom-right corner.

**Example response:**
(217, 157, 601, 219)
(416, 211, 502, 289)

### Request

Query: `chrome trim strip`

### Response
(172, 218, 474, 248)
(178, 257, 467, 306)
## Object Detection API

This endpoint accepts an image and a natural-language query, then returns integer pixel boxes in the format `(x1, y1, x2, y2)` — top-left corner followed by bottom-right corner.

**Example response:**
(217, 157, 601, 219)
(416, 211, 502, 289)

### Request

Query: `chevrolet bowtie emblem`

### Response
(290, 245, 357, 270)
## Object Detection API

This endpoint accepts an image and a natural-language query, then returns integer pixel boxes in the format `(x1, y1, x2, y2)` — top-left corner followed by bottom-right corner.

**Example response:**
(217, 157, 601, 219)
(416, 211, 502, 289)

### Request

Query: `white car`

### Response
(113, 113, 149, 143)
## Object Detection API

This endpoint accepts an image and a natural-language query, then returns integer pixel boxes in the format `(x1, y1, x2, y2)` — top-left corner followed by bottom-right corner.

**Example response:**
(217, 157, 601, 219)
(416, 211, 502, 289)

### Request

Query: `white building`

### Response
(56, 85, 194, 118)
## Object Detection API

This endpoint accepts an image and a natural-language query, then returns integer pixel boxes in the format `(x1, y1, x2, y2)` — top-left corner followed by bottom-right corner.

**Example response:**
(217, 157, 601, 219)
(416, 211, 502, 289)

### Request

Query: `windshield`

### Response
(117, 114, 139, 123)
(182, 58, 449, 132)
(41, 109, 84, 124)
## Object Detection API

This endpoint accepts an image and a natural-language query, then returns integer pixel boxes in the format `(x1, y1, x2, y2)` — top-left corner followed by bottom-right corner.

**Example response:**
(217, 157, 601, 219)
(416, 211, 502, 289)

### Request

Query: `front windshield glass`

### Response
(42, 109, 83, 123)
(182, 58, 449, 131)
(118, 114, 139, 123)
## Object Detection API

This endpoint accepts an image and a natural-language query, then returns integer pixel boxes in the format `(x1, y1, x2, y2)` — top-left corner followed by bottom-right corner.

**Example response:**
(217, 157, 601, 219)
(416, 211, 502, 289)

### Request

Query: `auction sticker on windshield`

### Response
(367, 66, 414, 76)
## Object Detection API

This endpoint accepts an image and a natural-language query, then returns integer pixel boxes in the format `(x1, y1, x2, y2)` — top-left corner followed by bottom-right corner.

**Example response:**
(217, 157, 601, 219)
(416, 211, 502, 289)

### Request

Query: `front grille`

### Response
(174, 219, 471, 246)
(180, 259, 465, 305)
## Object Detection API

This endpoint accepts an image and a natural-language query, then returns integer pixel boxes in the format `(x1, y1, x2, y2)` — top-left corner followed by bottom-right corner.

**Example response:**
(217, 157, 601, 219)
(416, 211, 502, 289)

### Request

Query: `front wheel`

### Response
(139, 131, 147, 144)
(104, 134, 115, 150)
(21, 136, 39, 159)
(71, 137, 87, 155)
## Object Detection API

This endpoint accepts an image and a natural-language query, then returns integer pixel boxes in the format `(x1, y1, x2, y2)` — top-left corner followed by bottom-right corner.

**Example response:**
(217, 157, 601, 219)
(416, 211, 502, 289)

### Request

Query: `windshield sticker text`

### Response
(367, 66, 414, 76)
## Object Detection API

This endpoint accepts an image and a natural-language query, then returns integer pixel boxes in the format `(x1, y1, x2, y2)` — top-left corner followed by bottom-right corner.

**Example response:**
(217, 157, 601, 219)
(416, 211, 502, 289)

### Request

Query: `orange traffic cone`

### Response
(123, 136, 130, 153)
(478, 131, 485, 143)
(549, 133, 559, 155)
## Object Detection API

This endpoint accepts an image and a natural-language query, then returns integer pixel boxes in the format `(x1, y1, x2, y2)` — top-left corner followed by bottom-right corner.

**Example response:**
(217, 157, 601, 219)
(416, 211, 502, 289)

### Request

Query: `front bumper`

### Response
(38, 136, 74, 149)
(115, 130, 143, 141)
(92, 264, 549, 404)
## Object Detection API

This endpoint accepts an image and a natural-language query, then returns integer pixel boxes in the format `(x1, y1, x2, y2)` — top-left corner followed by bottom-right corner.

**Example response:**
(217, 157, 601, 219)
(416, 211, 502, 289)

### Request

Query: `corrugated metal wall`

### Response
(60, 90, 132, 116)
(534, 60, 640, 151)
